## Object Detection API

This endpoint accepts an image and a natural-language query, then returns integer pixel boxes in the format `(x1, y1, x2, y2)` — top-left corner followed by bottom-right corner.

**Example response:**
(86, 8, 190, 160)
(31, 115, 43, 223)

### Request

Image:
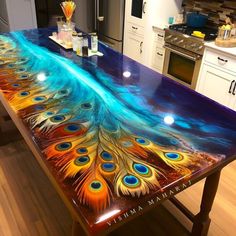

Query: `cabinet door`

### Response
(125, 0, 147, 27)
(231, 95, 236, 111)
(197, 65, 235, 108)
(7, 0, 37, 31)
(123, 34, 144, 64)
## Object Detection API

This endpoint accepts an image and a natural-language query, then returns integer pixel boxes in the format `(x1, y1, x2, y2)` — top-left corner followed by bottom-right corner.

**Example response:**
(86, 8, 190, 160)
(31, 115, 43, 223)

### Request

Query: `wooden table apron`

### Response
(0, 29, 236, 236)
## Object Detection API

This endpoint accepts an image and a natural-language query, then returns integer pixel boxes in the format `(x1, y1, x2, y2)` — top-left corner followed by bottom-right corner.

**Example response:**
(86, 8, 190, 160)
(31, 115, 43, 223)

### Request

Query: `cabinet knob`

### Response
(229, 80, 235, 94)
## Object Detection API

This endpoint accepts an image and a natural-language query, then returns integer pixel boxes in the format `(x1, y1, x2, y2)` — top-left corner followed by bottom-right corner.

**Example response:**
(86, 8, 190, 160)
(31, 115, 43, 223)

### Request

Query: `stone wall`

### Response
(182, 0, 236, 26)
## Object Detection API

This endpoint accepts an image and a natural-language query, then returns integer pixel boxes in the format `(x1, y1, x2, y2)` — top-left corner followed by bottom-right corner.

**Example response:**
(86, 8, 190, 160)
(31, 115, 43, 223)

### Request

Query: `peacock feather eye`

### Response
(123, 175, 140, 188)
(50, 115, 66, 123)
(101, 162, 116, 172)
(46, 111, 54, 116)
(19, 91, 30, 97)
(20, 58, 27, 62)
(7, 63, 15, 68)
(16, 68, 26, 73)
(81, 103, 92, 109)
(133, 163, 150, 176)
(33, 96, 46, 102)
(35, 105, 45, 111)
(165, 152, 183, 161)
(59, 89, 68, 95)
(19, 74, 29, 79)
(89, 180, 103, 192)
(135, 137, 150, 145)
(55, 142, 72, 151)
(76, 147, 88, 154)
(74, 156, 90, 166)
(12, 83, 20, 88)
(100, 151, 113, 161)
(64, 124, 81, 133)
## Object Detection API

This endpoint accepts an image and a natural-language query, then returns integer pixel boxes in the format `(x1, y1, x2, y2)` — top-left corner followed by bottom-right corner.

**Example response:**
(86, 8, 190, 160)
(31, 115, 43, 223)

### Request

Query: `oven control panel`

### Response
(165, 30, 205, 55)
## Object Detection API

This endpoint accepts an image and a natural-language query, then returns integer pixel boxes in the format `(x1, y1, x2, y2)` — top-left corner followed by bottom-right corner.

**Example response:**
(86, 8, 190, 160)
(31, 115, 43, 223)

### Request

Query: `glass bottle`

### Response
(91, 33, 98, 53)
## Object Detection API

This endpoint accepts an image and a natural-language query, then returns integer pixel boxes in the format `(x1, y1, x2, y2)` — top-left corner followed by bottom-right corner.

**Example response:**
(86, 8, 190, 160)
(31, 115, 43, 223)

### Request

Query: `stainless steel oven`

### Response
(162, 28, 211, 90)
(163, 43, 202, 89)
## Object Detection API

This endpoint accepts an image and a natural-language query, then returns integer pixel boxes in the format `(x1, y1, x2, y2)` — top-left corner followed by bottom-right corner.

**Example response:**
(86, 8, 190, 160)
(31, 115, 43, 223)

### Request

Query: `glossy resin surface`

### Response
(0, 28, 236, 234)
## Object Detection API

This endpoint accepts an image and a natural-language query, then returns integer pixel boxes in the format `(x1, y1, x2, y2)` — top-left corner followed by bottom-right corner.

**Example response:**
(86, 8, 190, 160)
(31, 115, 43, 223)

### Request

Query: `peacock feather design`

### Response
(0, 33, 222, 213)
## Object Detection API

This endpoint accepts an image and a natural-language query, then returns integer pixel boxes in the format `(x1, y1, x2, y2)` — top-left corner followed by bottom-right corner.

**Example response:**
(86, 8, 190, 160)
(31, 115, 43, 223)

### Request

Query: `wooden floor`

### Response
(0, 126, 235, 236)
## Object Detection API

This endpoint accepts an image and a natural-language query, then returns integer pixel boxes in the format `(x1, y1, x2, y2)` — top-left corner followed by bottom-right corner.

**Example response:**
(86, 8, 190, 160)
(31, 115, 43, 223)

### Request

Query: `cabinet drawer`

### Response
(123, 33, 145, 64)
(205, 49, 236, 73)
(127, 22, 144, 36)
(153, 29, 165, 45)
(152, 46, 165, 71)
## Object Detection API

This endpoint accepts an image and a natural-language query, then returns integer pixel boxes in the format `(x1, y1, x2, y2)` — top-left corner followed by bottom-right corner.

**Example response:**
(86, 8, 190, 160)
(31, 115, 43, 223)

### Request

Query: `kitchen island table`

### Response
(0, 28, 235, 236)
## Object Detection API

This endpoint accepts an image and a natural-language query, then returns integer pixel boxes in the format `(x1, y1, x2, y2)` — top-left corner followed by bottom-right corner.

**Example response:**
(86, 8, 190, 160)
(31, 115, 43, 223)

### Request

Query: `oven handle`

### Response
(164, 45, 201, 61)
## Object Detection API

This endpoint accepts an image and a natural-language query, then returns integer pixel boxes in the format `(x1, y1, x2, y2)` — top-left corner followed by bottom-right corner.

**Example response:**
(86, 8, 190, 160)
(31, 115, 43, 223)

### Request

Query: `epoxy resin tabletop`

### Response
(0, 28, 236, 235)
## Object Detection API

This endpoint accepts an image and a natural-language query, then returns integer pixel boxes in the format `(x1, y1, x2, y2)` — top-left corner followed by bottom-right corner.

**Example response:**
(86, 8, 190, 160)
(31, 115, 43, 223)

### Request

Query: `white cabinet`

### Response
(123, 0, 182, 69)
(125, 0, 148, 27)
(197, 47, 236, 111)
(123, 0, 147, 64)
(197, 65, 235, 107)
(151, 27, 165, 73)
(124, 34, 144, 63)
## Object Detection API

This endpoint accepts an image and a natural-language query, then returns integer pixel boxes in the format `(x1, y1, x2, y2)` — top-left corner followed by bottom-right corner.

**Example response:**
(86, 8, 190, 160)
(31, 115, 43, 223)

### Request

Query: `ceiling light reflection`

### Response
(95, 209, 121, 224)
(123, 71, 131, 78)
(37, 72, 47, 81)
(164, 115, 175, 125)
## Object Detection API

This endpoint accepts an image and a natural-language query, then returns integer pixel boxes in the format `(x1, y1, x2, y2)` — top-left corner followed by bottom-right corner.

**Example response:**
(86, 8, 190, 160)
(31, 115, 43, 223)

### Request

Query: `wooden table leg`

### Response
(191, 170, 221, 236)
(72, 220, 87, 236)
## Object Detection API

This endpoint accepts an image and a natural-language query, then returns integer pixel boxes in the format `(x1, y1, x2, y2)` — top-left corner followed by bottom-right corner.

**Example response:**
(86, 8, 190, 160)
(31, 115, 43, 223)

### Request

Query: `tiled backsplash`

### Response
(182, 0, 236, 27)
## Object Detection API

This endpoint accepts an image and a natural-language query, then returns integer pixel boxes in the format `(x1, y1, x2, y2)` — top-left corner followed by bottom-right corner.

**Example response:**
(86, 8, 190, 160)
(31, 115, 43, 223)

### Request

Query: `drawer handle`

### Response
(142, 2, 147, 14)
(132, 26, 138, 30)
(140, 41, 143, 54)
(218, 56, 228, 63)
(157, 34, 164, 38)
(157, 52, 163, 56)
(229, 80, 235, 94)
(233, 82, 236, 95)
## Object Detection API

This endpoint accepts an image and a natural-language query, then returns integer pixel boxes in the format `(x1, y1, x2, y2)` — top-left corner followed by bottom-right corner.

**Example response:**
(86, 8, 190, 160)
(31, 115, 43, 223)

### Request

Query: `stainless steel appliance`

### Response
(0, 0, 9, 32)
(131, 0, 146, 19)
(74, 0, 125, 52)
(163, 24, 218, 89)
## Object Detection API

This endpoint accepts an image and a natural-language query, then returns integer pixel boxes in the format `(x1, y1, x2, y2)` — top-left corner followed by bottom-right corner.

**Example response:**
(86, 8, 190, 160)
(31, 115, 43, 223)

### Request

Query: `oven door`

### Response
(163, 44, 202, 89)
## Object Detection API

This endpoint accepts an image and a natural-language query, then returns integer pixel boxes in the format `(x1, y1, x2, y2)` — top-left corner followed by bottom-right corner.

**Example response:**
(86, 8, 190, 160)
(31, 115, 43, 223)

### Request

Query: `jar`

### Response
(76, 33, 84, 56)
(82, 37, 89, 57)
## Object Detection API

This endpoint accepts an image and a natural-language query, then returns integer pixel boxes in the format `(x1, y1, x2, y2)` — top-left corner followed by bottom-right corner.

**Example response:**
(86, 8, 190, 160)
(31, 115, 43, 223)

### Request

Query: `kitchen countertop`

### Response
(205, 41, 236, 57)
(0, 28, 236, 235)
(152, 24, 169, 30)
